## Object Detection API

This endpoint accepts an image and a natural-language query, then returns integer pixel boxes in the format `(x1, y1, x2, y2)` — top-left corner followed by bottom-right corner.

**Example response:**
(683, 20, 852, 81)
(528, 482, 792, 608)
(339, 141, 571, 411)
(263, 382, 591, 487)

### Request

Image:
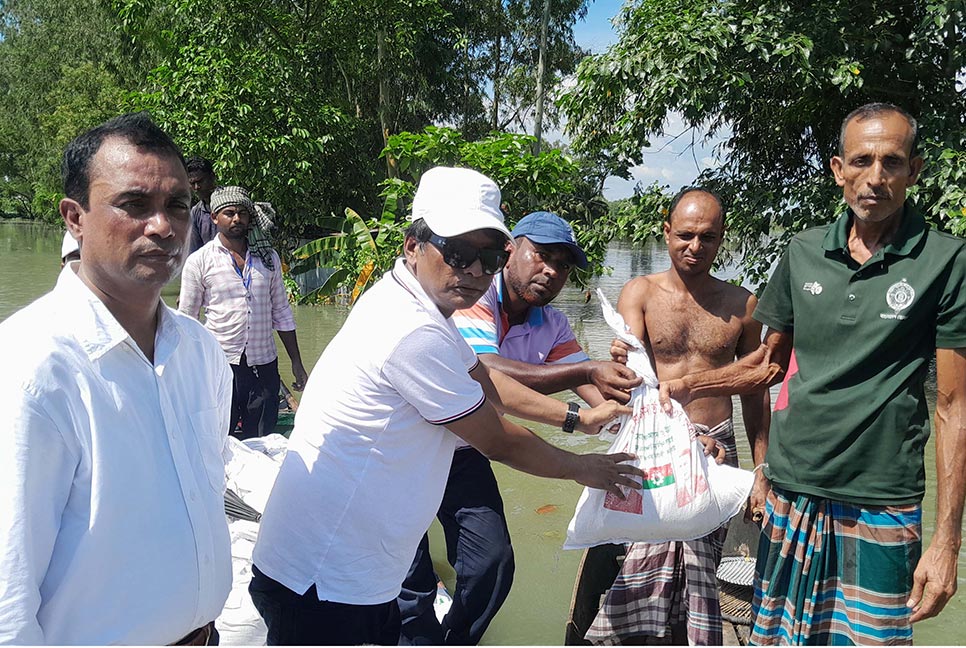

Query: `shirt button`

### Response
(848, 294, 856, 301)
(190, 491, 197, 502)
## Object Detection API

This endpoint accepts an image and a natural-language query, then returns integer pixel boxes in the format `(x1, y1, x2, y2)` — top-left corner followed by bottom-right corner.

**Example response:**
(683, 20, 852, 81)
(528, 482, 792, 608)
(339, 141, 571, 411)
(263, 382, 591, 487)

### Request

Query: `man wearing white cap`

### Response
(247, 166, 643, 645)
(400, 211, 643, 645)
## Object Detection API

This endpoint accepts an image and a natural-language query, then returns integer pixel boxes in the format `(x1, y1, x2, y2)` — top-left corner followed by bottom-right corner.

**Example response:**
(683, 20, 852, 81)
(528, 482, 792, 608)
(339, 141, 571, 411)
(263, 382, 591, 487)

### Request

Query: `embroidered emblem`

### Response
(881, 278, 914, 320)
(802, 281, 823, 295)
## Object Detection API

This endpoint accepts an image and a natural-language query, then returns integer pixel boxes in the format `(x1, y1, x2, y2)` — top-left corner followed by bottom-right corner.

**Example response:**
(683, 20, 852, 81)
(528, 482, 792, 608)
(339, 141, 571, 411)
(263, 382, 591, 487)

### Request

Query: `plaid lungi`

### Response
(586, 420, 738, 645)
(750, 487, 921, 645)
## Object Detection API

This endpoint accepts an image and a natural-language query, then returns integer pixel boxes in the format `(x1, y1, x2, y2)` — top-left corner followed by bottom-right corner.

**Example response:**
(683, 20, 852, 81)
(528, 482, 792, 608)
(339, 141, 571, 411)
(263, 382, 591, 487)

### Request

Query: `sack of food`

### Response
(563, 291, 754, 549)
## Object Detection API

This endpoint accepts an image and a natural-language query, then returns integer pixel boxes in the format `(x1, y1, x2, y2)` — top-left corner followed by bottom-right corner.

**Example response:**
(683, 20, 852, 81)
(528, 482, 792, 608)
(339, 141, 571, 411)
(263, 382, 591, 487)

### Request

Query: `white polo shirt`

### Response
(0, 264, 233, 645)
(253, 259, 485, 604)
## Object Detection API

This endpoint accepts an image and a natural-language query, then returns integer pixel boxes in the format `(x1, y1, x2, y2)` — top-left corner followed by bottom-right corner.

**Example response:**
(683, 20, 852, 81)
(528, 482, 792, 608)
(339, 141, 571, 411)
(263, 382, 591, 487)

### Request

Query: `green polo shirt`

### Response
(755, 204, 966, 505)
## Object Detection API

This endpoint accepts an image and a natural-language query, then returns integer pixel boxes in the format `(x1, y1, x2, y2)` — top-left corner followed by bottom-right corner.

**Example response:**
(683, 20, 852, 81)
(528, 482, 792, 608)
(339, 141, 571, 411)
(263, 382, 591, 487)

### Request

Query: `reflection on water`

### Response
(1, 223, 962, 645)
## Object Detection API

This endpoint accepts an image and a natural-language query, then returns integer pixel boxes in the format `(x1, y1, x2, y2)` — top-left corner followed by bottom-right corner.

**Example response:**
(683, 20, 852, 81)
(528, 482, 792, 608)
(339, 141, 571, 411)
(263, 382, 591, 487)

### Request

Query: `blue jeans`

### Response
(249, 565, 400, 645)
(398, 448, 515, 645)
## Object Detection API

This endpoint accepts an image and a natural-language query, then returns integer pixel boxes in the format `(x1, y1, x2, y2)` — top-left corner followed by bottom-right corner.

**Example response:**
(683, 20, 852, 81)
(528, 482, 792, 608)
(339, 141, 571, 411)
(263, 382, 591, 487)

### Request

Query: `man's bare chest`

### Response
(645, 300, 742, 364)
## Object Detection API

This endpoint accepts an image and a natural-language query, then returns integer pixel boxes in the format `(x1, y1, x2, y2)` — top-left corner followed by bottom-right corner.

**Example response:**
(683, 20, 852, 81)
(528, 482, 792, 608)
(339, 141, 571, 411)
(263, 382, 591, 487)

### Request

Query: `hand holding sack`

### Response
(563, 291, 754, 549)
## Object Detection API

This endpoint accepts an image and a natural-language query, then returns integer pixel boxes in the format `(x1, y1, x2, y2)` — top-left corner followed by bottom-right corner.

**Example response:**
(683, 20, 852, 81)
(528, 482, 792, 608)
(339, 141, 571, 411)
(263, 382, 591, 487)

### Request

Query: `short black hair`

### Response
(667, 187, 726, 226)
(61, 112, 185, 209)
(839, 103, 919, 157)
(185, 155, 215, 177)
(405, 217, 434, 243)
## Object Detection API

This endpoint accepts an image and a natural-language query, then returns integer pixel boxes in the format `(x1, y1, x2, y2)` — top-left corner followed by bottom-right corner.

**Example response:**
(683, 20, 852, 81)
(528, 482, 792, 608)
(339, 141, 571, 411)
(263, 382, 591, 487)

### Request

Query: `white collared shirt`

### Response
(252, 259, 485, 605)
(179, 237, 296, 366)
(0, 264, 233, 645)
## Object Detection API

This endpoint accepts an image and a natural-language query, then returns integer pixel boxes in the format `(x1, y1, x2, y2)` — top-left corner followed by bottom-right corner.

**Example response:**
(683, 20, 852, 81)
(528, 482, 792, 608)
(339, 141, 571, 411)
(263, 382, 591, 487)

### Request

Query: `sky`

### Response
(565, 0, 724, 200)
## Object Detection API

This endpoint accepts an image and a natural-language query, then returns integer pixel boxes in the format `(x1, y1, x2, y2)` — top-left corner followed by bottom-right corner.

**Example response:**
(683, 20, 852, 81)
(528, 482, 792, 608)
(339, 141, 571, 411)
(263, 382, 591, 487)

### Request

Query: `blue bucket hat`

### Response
(510, 211, 588, 269)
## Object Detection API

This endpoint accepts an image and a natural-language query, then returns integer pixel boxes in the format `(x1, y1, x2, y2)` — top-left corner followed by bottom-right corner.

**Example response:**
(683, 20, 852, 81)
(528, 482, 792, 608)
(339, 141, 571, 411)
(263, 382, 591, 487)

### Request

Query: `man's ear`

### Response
(403, 236, 420, 266)
(908, 155, 924, 185)
(830, 155, 846, 187)
(60, 198, 84, 241)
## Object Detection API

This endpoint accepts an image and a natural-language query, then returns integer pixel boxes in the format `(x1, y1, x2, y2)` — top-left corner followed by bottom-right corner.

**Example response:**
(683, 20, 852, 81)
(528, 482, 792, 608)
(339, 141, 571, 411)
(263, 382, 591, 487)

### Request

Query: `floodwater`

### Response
(2, 221, 963, 645)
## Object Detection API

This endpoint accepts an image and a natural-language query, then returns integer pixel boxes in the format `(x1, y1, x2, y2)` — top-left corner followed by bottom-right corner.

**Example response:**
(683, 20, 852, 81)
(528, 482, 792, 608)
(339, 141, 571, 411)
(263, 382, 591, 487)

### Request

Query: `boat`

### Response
(564, 517, 760, 645)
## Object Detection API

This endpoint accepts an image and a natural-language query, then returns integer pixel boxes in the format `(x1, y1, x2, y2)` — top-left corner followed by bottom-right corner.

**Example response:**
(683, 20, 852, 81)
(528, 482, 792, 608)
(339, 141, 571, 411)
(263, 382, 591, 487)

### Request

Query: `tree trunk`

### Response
(377, 29, 396, 179)
(491, 0, 503, 130)
(533, 0, 550, 155)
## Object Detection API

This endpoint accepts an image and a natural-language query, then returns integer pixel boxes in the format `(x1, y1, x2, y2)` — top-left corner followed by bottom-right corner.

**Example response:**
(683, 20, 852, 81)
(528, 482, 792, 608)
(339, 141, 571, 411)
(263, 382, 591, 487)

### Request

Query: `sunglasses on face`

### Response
(427, 233, 510, 275)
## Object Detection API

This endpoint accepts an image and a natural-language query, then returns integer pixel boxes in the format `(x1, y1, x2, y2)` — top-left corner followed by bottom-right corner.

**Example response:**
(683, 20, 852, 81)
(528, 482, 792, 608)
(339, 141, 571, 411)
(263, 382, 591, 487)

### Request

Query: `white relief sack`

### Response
(563, 290, 755, 549)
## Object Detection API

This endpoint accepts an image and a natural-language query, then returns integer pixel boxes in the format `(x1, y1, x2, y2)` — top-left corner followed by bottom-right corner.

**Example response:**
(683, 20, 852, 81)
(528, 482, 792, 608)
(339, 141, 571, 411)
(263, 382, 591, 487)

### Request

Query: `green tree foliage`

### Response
(560, 0, 966, 288)
(0, 0, 597, 247)
(484, 0, 589, 133)
(0, 0, 150, 220)
(290, 127, 607, 303)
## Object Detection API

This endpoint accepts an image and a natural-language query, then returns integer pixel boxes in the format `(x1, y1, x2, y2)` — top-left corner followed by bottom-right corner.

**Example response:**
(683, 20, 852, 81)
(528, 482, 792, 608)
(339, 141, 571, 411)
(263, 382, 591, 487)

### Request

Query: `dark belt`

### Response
(170, 621, 215, 646)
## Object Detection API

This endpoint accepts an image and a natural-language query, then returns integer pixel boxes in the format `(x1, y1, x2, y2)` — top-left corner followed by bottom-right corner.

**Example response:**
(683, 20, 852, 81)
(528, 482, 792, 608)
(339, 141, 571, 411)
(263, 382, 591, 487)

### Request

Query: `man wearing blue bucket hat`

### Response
(398, 210, 642, 645)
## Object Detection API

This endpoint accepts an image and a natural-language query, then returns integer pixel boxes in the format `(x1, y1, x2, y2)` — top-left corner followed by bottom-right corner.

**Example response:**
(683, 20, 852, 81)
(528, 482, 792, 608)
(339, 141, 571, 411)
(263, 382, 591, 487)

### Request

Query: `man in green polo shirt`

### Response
(659, 102, 966, 645)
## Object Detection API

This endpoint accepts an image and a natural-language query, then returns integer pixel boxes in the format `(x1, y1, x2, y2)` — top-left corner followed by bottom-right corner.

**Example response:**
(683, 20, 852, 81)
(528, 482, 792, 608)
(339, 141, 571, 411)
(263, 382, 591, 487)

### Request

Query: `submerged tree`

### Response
(560, 0, 966, 287)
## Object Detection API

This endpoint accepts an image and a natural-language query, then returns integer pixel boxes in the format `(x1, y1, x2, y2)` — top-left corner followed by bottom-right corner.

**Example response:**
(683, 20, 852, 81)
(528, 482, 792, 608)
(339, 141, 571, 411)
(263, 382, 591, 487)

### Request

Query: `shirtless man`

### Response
(586, 187, 770, 645)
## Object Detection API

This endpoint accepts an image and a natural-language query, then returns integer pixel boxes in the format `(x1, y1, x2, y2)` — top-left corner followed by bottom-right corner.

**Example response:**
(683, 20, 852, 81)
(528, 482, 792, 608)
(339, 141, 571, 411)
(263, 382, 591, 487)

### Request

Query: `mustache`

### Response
(137, 242, 182, 257)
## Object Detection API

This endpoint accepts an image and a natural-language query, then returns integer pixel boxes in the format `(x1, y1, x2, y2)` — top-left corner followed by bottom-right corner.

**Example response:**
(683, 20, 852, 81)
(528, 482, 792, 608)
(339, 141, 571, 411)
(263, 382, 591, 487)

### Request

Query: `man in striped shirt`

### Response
(399, 211, 641, 645)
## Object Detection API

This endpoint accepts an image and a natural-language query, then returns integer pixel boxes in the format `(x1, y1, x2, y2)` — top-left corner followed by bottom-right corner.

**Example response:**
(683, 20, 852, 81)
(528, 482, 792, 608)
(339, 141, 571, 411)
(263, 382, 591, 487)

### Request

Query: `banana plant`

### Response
(289, 200, 406, 305)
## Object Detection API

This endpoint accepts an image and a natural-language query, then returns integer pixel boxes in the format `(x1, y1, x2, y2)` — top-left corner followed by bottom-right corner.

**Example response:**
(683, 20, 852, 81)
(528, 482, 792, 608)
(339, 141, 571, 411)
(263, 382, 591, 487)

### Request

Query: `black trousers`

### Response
(249, 565, 400, 646)
(229, 354, 280, 440)
(398, 448, 515, 645)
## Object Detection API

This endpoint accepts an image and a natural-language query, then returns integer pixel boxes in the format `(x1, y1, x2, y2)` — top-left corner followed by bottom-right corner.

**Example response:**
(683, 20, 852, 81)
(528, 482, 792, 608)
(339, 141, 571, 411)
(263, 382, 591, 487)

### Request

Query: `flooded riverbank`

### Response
(2, 221, 963, 644)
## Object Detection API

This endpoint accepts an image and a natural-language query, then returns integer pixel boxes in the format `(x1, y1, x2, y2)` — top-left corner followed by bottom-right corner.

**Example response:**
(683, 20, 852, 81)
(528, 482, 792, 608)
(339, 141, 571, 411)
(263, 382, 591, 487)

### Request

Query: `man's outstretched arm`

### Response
(659, 328, 792, 411)
(478, 353, 639, 403)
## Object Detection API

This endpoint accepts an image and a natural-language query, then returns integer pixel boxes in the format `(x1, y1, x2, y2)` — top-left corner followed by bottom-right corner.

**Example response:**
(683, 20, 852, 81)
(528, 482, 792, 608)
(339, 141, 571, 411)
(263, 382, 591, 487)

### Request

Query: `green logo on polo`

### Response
(803, 281, 823, 295)
(882, 279, 914, 320)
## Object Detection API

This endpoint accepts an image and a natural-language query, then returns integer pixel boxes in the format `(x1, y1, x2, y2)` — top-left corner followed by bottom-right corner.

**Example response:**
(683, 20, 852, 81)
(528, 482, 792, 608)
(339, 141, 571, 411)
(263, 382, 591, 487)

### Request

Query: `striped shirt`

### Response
(179, 236, 295, 366)
(453, 274, 589, 365)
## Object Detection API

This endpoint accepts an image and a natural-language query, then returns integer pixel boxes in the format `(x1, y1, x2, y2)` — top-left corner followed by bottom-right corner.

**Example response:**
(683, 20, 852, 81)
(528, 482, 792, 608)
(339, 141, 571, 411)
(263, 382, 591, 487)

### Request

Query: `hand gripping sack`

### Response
(563, 290, 755, 549)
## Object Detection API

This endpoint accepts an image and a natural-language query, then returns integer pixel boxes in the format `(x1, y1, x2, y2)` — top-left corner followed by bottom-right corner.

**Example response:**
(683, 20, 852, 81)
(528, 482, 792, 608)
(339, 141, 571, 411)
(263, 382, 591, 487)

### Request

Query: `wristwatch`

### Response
(562, 402, 580, 434)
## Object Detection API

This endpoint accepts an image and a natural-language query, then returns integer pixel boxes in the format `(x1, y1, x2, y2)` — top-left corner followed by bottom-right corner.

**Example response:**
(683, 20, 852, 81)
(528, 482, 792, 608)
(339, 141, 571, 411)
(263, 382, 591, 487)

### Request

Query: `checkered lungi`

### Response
(585, 419, 738, 645)
(750, 487, 921, 645)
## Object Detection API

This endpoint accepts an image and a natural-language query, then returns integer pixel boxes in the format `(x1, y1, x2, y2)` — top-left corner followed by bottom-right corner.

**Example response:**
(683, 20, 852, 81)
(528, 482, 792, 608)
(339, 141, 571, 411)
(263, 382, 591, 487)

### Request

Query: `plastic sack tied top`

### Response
(563, 290, 754, 550)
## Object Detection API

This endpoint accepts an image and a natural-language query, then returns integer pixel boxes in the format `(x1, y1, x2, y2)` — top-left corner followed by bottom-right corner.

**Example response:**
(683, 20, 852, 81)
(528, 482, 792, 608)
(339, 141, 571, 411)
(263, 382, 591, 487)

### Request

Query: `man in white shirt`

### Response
(0, 112, 232, 645)
(179, 185, 308, 439)
(248, 166, 644, 645)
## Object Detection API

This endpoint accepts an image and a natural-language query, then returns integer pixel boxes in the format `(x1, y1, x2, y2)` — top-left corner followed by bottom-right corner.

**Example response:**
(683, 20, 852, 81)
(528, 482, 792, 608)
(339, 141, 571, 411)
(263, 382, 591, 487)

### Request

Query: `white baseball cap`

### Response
(409, 167, 511, 240)
(61, 231, 79, 260)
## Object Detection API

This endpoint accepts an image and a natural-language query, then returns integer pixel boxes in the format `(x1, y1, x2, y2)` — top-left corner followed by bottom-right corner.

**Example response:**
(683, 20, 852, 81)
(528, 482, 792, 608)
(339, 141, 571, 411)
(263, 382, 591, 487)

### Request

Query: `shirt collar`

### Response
(53, 264, 179, 364)
(496, 273, 543, 326)
(822, 201, 927, 259)
(390, 257, 450, 320)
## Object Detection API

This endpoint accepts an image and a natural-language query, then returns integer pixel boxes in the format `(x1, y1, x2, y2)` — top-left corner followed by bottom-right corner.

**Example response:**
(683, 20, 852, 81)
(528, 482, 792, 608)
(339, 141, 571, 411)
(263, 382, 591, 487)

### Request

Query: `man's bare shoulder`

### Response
(708, 276, 756, 309)
(620, 272, 669, 295)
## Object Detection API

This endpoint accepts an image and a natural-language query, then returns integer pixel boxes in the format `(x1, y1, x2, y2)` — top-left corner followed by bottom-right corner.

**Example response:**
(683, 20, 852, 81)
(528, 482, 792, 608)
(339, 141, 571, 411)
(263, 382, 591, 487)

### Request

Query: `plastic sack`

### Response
(217, 435, 288, 645)
(563, 290, 754, 549)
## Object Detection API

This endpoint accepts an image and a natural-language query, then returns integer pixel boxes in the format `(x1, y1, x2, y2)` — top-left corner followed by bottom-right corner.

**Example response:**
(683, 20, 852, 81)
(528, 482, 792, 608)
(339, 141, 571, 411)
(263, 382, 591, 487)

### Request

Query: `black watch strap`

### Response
(562, 401, 580, 433)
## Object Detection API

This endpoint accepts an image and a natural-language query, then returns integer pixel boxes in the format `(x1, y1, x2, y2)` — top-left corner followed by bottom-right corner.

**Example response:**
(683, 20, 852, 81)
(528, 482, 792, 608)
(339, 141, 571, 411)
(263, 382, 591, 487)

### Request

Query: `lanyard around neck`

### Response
(231, 251, 254, 292)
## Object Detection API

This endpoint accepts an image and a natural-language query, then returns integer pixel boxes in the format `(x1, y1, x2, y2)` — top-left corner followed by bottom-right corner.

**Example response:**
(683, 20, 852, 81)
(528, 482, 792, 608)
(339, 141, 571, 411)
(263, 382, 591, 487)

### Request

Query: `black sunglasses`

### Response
(427, 233, 510, 276)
